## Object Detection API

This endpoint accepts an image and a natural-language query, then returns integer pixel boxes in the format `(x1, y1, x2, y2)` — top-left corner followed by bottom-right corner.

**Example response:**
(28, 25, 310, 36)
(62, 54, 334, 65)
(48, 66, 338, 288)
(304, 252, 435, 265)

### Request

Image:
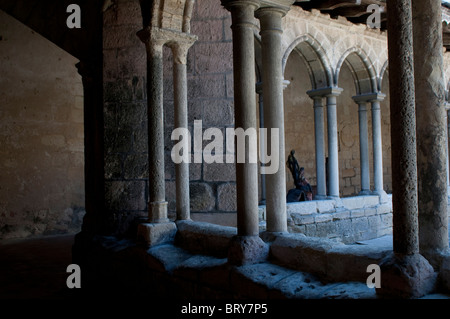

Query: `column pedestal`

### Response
(377, 0, 435, 298)
(222, 0, 268, 265)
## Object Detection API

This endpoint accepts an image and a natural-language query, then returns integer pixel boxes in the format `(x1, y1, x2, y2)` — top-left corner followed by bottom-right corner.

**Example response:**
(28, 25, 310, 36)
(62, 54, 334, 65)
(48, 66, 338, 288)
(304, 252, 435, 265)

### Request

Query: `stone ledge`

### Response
(137, 222, 177, 247)
(74, 232, 450, 298)
(269, 232, 392, 283)
(175, 220, 237, 257)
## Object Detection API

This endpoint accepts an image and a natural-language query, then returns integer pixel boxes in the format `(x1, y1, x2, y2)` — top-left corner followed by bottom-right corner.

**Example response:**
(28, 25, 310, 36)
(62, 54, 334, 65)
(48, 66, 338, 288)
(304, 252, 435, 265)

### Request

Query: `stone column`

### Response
(169, 37, 197, 221)
(306, 92, 327, 200)
(136, 28, 176, 247)
(145, 39, 168, 222)
(412, 0, 449, 265)
(256, 82, 266, 204)
(447, 105, 450, 194)
(222, 0, 269, 265)
(256, 3, 292, 233)
(369, 93, 387, 202)
(75, 61, 106, 234)
(325, 88, 343, 199)
(352, 96, 371, 195)
(377, 0, 435, 298)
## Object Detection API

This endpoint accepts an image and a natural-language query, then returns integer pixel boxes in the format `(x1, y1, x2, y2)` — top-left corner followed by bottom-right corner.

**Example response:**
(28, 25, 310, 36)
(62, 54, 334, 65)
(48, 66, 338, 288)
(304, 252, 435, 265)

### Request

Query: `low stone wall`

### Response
(259, 195, 393, 244)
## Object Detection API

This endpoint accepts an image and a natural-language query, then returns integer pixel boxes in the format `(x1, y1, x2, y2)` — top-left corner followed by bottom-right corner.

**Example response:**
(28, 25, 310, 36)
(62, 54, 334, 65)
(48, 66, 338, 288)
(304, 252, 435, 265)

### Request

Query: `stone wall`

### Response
(0, 10, 85, 240)
(259, 195, 393, 244)
(103, 0, 148, 235)
(164, 0, 237, 225)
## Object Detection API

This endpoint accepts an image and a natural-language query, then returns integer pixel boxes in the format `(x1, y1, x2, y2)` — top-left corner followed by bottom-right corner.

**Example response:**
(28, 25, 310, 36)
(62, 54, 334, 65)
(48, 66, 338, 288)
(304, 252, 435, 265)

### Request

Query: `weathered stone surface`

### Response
(377, 253, 437, 298)
(146, 243, 192, 273)
(175, 220, 236, 257)
(270, 233, 336, 277)
(217, 183, 237, 211)
(173, 254, 228, 281)
(189, 182, 215, 211)
(203, 162, 236, 182)
(228, 235, 269, 266)
(231, 263, 295, 299)
(105, 181, 146, 211)
(137, 222, 177, 247)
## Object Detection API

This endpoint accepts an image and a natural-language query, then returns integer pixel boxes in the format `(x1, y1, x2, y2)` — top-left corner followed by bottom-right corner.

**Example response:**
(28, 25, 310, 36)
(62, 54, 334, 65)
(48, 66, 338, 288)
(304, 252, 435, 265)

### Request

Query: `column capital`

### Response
(307, 87, 343, 99)
(259, 0, 295, 12)
(137, 26, 198, 59)
(221, 0, 260, 11)
(353, 92, 386, 103)
(256, 79, 290, 93)
(166, 34, 198, 65)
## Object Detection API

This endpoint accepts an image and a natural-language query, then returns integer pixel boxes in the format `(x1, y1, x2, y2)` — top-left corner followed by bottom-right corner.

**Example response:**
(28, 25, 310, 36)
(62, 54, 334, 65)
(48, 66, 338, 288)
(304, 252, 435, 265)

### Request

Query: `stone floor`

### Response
(0, 234, 76, 299)
(0, 233, 449, 300)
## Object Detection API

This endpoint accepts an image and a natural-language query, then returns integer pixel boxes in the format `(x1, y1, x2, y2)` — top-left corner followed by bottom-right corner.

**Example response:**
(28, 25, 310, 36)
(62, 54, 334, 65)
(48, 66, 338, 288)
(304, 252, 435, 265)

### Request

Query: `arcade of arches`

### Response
(2, 0, 450, 299)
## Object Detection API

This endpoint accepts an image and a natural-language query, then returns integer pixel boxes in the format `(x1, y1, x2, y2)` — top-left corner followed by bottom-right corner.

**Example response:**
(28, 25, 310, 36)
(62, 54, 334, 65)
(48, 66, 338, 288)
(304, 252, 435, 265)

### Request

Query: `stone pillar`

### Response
(136, 28, 176, 247)
(369, 93, 387, 202)
(169, 37, 197, 221)
(325, 88, 343, 199)
(143, 39, 168, 223)
(352, 96, 371, 195)
(75, 61, 107, 234)
(256, 3, 292, 233)
(447, 105, 450, 194)
(256, 82, 266, 204)
(412, 0, 449, 265)
(222, 0, 269, 265)
(377, 0, 435, 298)
(306, 92, 326, 200)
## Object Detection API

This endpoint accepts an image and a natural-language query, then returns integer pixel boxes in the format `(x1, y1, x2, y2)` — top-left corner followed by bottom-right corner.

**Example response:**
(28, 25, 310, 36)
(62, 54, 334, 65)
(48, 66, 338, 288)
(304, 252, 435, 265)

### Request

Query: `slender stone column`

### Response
(136, 28, 176, 247)
(222, 0, 269, 265)
(352, 96, 371, 195)
(256, 4, 291, 233)
(169, 37, 197, 221)
(306, 92, 327, 199)
(412, 0, 449, 265)
(325, 88, 343, 199)
(369, 93, 387, 201)
(256, 82, 266, 204)
(377, 0, 435, 298)
(144, 39, 168, 223)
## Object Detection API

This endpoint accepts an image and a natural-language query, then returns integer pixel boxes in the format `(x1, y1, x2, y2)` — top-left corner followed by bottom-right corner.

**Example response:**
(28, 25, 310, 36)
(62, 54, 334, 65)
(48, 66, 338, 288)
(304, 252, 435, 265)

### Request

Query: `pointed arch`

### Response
(282, 34, 333, 90)
(335, 47, 378, 95)
(379, 59, 389, 92)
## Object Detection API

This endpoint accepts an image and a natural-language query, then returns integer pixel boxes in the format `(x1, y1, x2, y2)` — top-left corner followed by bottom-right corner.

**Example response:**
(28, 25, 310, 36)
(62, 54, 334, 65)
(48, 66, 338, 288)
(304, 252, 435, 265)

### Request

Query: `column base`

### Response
(228, 235, 269, 266)
(372, 190, 388, 204)
(149, 201, 169, 223)
(314, 194, 327, 200)
(137, 222, 177, 247)
(376, 252, 437, 298)
(259, 231, 284, 243)
(420, 247, 450, 270)
(359, 189, 372, 196)
(327, 195, 343, 208)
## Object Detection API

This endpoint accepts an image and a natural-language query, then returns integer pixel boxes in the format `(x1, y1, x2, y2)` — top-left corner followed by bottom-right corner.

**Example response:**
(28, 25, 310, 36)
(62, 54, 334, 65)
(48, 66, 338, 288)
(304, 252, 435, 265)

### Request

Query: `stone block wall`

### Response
(259, 195, 393, 244)
(0, 10, 85, 240)
(103, 0, 148, 235)
(163, 1, 237, 224)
